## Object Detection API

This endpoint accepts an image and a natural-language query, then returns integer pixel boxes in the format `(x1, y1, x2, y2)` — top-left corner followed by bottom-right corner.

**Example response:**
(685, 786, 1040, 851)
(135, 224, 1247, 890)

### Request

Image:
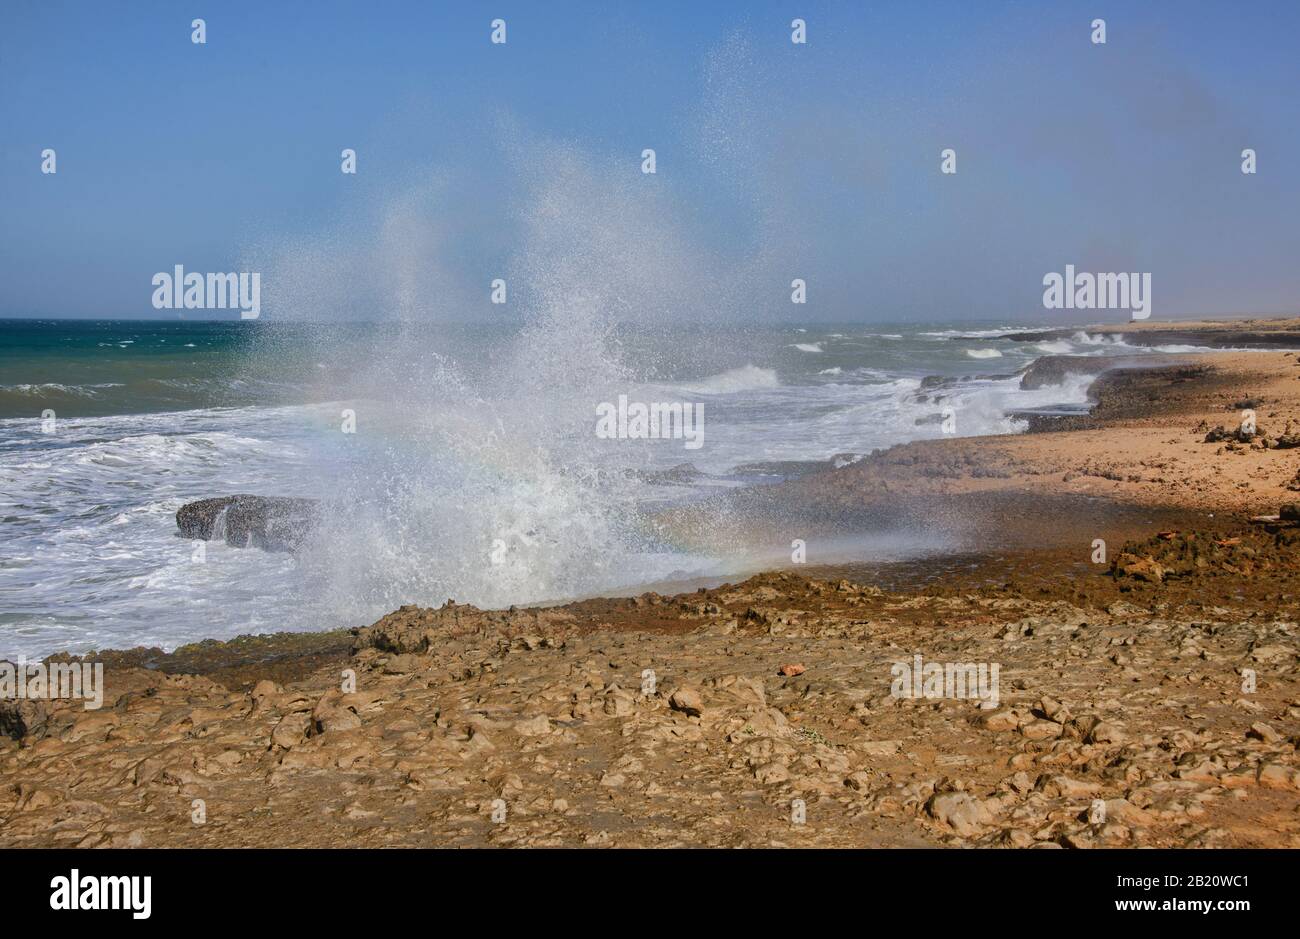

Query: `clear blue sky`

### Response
(2, 0, 1297, 322)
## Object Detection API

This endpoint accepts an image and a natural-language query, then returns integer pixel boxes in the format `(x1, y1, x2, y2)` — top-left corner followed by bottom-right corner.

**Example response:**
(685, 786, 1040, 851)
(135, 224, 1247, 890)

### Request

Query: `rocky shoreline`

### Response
(5, 322, 1300, 848)
(2, 524, 1298, 847)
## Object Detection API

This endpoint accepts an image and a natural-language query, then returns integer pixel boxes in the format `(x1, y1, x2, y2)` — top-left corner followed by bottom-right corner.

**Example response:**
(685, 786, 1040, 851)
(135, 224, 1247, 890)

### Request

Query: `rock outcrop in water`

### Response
(176, 495, 319, 551)
(1017, 354, 1158, 390)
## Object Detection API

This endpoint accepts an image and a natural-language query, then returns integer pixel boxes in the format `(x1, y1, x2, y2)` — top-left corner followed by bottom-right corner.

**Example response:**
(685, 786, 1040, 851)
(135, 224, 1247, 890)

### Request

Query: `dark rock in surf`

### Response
(1018, 355, 1130, 391)
(176, 495, 320, 551)
(629, 462, 707, 485)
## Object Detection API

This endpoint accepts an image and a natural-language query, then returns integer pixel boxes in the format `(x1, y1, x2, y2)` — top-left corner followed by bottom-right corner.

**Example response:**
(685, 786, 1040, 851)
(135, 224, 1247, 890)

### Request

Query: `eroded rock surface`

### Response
(3, 564, 1297, 848)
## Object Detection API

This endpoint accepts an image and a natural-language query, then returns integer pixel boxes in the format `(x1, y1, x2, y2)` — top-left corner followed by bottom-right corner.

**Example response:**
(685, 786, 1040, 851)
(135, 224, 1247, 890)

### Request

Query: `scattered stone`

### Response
(926, 792, 993, 836)
(514, 715, 552, 737)
(669, 688, 705, 717)
(1248, 722, 1282, 743)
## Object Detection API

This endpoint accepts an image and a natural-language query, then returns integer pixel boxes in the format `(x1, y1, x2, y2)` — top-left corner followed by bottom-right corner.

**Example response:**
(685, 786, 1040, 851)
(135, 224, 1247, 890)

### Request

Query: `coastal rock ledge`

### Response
(176, 495, 319, 551)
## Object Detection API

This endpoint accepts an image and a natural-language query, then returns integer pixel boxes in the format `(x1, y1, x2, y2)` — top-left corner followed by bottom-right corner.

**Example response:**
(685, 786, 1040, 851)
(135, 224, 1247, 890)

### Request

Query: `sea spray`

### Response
(278, 137, 733, 619)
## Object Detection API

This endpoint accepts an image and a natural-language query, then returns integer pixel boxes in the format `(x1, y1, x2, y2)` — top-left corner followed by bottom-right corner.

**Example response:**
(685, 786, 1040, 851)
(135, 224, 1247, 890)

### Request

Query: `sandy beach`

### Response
(3, 319, 1299, 848)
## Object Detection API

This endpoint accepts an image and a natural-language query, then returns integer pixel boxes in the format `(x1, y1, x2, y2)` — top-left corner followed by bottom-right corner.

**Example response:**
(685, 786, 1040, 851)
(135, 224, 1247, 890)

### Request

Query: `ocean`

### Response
(0, 317, 1202, 660)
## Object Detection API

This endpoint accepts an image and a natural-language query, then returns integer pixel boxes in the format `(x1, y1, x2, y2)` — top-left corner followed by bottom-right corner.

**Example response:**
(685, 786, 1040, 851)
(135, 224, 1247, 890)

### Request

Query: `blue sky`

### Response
(1, 0, 1297, 322)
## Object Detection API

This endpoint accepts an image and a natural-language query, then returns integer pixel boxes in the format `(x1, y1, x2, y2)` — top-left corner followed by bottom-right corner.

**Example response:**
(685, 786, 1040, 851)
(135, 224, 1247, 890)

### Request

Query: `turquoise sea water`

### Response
(0, 319, 352, 419)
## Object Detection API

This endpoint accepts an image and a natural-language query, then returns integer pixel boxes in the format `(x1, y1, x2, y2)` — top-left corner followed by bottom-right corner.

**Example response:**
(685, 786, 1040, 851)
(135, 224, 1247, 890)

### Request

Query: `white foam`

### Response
(1, 382, 122, 397)
(1034, 340, 1075, 354)
(678, 364, 780, 394)
(919, 326, 1033, 339)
